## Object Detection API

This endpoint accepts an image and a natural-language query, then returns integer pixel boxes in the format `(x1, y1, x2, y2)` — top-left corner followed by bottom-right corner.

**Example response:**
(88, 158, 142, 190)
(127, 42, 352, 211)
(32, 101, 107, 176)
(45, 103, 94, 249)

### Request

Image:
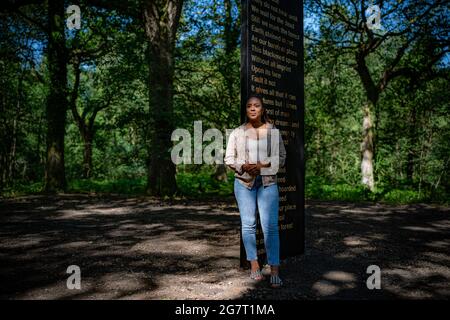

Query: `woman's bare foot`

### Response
(249, 260, 264, 281)
(270, 265, 283, 288)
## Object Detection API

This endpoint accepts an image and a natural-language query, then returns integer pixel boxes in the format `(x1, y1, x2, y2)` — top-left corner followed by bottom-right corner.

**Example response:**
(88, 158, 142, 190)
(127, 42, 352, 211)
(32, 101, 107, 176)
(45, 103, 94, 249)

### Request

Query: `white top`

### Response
(247, 137, 268, 164)
(224, 123, 287, 177)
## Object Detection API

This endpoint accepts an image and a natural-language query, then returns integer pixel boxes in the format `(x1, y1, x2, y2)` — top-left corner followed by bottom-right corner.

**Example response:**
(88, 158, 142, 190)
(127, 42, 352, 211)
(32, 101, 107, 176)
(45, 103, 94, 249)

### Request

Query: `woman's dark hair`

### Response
(245, 94, 273, 124)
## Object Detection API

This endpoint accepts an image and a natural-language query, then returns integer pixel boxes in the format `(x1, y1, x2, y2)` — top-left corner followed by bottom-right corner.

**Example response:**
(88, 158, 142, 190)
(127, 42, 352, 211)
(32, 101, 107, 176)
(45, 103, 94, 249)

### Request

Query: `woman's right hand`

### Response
(242, 162, 258, 175)
(242, 163, 251, 173)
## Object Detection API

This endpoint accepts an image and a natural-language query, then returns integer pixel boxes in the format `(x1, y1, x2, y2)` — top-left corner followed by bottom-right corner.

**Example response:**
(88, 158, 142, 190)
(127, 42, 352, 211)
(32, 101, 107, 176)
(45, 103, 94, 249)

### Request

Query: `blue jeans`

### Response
(234, 175, 280, 266)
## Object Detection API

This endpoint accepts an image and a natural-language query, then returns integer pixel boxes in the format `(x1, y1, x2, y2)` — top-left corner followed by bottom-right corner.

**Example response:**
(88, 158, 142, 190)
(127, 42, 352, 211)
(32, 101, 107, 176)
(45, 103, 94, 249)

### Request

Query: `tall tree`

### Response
(142, 0, 184, 196)
(44, 0, 68, 191)
(1, 0, 69, 192)
(307, 0, 449, 191)
(213, 0, 240, 181)
(67, 5, 129, 178)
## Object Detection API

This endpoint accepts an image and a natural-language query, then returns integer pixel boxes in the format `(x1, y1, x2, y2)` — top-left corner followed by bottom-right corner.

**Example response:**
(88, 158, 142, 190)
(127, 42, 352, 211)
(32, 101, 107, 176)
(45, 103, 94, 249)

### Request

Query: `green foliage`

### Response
(1, 0, 449, 206)
(68, 178, 146, 194)
(306, 176, 367, 202)
(176, 167, 234, 198)
(305, 176, 448, 205)
(382, 189, 423, 204)
(1, 182, 44, 198)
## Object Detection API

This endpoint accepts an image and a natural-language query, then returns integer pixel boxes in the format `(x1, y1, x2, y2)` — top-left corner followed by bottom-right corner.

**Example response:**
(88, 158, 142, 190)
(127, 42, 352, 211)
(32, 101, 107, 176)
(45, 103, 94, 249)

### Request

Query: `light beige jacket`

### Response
(224, 122, 286, 189)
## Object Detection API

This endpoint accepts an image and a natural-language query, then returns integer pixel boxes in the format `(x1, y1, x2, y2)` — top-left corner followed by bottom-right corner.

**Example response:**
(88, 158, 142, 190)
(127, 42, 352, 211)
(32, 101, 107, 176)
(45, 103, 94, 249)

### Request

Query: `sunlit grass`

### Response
(1, 173, 447, 205)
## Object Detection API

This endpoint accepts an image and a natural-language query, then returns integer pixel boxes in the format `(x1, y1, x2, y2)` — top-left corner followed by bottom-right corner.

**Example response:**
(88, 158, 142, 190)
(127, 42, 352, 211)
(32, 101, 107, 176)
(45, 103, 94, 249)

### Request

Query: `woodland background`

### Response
(1, 0, 449, 204)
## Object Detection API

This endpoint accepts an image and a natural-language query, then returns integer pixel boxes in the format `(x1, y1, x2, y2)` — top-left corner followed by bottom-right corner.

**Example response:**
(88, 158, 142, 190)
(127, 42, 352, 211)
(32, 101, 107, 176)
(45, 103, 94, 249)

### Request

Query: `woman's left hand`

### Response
(247, 164, 260, 176)
(247, 162, 269, 176)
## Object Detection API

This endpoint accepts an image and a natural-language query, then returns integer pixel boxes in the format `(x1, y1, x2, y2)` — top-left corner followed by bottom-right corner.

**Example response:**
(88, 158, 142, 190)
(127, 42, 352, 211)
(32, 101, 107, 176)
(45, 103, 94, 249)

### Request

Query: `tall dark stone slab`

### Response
(240, 0, 304, 268)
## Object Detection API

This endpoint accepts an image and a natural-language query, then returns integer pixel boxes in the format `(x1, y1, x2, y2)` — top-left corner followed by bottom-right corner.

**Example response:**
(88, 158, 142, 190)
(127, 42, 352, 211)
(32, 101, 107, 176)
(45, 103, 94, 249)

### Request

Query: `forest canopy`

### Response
(0, 0, 449, 203)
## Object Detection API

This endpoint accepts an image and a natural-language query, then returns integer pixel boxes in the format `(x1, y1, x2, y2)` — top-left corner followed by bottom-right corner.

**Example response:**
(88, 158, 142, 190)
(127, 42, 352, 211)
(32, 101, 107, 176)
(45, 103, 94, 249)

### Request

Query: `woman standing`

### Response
(224, 94, 286, 288)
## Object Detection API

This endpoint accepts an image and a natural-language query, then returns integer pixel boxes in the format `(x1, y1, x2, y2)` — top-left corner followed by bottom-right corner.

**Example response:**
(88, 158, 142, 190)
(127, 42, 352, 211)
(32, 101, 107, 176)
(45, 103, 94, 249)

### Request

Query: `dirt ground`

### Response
(0, 194, 449, 300)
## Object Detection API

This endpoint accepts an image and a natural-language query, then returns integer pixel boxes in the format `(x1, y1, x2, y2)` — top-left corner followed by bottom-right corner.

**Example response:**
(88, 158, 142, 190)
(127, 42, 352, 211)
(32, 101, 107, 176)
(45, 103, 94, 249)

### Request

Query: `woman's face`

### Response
(246, 97, 264, 122)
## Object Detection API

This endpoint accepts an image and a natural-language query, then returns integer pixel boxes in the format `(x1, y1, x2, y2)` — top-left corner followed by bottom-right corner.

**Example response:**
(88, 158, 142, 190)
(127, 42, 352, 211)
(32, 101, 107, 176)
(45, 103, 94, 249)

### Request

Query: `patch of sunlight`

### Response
(343, 236, 369, 246)
(323, 271, 357, 282)
(312, 280, 340, 296)
(401, 226, 439, 233)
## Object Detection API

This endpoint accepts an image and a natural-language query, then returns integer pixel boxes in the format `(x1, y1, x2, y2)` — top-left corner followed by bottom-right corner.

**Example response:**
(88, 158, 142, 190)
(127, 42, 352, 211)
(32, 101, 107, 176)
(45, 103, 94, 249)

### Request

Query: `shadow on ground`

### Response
(0, 195, 449, 299)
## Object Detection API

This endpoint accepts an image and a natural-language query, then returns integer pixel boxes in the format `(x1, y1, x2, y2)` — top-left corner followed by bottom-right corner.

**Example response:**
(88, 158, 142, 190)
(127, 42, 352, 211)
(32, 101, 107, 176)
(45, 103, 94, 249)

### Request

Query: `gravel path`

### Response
(0, 195, 449, 299)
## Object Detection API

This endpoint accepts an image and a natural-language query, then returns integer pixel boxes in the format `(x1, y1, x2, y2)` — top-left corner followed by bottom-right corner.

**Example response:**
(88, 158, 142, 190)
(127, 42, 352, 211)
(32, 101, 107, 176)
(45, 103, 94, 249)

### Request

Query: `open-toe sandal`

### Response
(250, 269, 264, 281)
(270, 274, 283, 288)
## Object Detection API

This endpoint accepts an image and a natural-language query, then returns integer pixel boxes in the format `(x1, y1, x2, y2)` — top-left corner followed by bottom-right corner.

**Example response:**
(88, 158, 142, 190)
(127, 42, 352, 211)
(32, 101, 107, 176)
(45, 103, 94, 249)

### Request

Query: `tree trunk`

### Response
(143, 0, 183, 196)
(406, 102, 417, 183)
(355, 50, 379, 192)
(44, 0, 67, 193)
(8, 101, 18, 182)
(145, 48, 177, 196)
(82, 133, 93, 179)
(213, 164, 228, 182)
(361, 102, 375, 191)
(8, 75, 24, 182)
(212, 0, 238, 182)
(222, 0, 238, 100)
